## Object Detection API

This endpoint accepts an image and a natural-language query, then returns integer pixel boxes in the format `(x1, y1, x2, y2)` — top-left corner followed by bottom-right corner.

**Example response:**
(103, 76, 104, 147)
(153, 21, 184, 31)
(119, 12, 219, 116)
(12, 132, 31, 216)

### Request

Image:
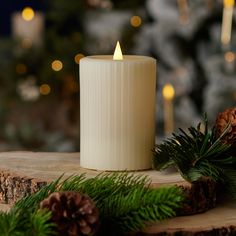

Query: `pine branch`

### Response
(12, 172, 183, 235)
(0, 209, 55, 236)
(101, 186, 183, 233)
(0, 209, 25, 236)
(59, 173, 150, 205)
(26, 210, 56, 236)
(153, 116, 236, 198)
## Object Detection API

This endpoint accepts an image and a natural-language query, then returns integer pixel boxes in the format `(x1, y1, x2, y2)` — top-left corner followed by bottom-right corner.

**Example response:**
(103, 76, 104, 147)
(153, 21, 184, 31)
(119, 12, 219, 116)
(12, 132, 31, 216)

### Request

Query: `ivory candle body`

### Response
(80, 55, 156, 170)
(12, 12, 44, 47)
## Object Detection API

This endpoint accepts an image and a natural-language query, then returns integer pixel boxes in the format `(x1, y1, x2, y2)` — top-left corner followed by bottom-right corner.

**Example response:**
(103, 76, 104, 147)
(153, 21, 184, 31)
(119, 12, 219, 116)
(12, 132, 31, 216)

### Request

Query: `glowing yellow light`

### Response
(22, 7, 35, 21)
(51, 60, 63, 71)
(162, 84, 175, 100)
(224, 0, 235, 7)
(113, 41, 123, 60)
(130, 15, 142, 27)
(16, 63, 27, 74)
(74, 53, 85, 64)
(225, 51, 235, 62)
(40, 84, 51, 95)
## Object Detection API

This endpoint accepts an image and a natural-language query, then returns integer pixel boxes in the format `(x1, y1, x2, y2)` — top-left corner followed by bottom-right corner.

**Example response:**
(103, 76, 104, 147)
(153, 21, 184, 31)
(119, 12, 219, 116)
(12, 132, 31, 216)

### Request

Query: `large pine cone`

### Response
(214, 108, 236, 145)
(40, 191, 99, 236)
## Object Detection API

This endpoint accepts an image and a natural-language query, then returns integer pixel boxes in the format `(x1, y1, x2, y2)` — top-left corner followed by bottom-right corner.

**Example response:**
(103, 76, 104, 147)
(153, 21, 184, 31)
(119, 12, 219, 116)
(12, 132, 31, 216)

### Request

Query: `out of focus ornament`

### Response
(17, 76, 40, 101)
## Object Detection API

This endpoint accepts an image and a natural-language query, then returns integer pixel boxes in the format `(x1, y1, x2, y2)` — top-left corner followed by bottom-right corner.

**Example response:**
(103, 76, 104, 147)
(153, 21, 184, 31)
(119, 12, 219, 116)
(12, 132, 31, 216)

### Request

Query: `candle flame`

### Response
(224, 0, 234, 8)
(162, 84, 175, 100)
(22, 7, 35, 21)
(113, 41, 123, 60)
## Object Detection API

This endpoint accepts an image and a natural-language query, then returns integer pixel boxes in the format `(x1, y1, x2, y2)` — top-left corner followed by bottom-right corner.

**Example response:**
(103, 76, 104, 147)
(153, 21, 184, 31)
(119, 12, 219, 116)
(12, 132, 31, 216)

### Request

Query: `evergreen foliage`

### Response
(153, 116, 236, 198)
(0, 209, 55, 236)
(0, 173, 183, 235)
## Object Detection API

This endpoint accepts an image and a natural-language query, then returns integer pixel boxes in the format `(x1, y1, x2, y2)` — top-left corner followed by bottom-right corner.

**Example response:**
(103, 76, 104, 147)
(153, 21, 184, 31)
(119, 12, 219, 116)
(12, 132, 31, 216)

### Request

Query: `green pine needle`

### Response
(153, 115, 236, 198)
(0, 209, 55, 236)
(104, 186, 182, 233)
(26, 210, 56, 236)
(12, 172, 183, 235)
(0, 209, 24, 236)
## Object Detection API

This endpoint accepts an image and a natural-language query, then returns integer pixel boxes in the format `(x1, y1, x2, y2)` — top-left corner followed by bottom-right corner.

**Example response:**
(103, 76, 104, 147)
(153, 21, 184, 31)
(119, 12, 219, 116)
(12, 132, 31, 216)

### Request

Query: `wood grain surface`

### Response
(0, 151, 235, 235)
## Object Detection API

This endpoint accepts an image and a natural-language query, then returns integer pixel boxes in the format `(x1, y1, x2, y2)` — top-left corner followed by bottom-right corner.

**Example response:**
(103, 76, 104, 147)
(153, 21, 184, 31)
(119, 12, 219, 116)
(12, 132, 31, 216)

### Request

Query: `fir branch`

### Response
(26, 210, 56, 236)
(0, 209, 55, 236)
(59, 172, 150, 204)
(153, 116, 236, 198)
(12, 172, 183, 235)
(0, 209, 25, 236)
(101, 186, 183, 233)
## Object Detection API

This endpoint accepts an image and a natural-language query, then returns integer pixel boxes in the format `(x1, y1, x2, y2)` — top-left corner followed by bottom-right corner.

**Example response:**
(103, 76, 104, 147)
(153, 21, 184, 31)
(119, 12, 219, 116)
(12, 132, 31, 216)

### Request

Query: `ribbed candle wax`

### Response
(80, 55, 156, 170)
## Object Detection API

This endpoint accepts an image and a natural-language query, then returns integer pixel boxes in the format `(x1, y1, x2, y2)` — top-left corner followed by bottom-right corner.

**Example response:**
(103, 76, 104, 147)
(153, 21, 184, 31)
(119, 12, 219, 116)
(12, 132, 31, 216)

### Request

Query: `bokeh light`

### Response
(39, 84, 51, 95)
(51, 60, 63, 71)
(130, 15, 142, 27)
(224, 51, 235, 62)
(162, 84, 175, 100)
(16, 64, 27, 74)
(74, 53, 85, 64)
(22, 7, 35, 21)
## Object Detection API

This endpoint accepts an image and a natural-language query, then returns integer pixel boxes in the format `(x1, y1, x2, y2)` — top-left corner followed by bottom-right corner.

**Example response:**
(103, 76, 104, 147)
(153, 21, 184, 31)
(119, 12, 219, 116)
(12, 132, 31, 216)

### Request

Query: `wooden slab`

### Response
(141, 201, 236, 235)
(0, 151, 235, 235)
(0, 151, 186, 187)
(0, 203, 10, 212)
(0, 152, 192, 205)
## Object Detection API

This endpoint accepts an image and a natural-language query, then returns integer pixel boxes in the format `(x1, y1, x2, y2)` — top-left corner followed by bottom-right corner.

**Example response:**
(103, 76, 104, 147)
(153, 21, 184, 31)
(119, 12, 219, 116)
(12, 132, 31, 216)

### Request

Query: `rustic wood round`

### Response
(0, 152, 235, 235)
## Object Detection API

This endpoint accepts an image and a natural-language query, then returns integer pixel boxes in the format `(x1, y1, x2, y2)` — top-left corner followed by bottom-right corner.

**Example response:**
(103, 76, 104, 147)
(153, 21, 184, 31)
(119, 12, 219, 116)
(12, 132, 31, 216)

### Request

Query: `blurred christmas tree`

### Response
(0, 0, 145, 151)
(0, 0, 235, 150)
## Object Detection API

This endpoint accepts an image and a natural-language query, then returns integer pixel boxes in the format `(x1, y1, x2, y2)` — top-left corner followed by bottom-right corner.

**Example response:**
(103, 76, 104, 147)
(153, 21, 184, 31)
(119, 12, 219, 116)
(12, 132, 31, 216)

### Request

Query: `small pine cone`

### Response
(214, 108, 236, 145)
(40, 191, 99, 236)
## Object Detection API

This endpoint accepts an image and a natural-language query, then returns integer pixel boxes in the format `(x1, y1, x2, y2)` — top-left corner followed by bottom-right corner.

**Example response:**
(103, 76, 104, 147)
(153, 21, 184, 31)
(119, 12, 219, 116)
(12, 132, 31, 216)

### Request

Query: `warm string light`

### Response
(51, 60, 63, 71)
(221, 0, 235, 46)
(130, 15, 142, 27)
(224, 51, 235, 62)
(22, 7, 35, 21)
(74, 53, 85, 64)
(224, 51, 235, 72)
(40, 84, 51, 95)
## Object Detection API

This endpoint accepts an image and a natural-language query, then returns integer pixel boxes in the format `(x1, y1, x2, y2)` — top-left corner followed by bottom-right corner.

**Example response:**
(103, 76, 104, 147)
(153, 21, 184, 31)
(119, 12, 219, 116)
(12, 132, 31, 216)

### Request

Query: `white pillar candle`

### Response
(162, 83, 175, 136)
(221, 0, 234, 46)
(80, 43, 156, 171)
(11, 10, 44, 47)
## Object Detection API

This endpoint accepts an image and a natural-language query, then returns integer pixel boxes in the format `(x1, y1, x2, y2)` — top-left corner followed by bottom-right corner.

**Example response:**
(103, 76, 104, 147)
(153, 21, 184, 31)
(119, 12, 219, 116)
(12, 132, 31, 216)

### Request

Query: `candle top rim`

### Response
(81, 55, 156, 62)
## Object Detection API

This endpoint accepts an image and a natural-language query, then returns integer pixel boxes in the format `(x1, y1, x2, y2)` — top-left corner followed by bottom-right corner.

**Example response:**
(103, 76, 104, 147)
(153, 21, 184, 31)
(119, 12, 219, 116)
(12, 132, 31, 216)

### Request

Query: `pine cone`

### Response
(40, 191, 99, 236)
(214, 108, 236, 145)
